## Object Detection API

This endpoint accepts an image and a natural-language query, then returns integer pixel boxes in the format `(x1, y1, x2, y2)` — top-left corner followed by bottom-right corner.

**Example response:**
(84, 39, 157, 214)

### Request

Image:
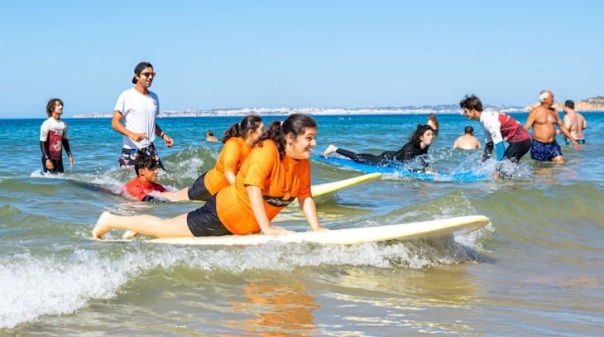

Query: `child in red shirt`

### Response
(123, 153, 166, 202)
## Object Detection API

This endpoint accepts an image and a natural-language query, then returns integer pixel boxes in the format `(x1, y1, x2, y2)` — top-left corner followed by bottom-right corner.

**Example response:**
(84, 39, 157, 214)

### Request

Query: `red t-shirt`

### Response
(124, 176, 166, 201)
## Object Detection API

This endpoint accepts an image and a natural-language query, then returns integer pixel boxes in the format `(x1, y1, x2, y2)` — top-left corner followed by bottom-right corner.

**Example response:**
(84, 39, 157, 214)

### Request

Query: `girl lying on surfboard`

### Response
(123, 115, 264, 205)
(160, 114, 264, 202)
(322, 124, 437, 173)
(93, 113, 325, 239)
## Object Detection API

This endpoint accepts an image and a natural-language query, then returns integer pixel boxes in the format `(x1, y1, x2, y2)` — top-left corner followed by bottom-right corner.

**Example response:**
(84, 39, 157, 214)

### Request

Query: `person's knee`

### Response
(552, 155, 565, 163)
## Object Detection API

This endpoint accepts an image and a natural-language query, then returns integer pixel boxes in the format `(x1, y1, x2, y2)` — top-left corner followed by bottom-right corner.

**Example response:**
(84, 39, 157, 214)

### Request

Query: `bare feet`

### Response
(92, 211, 112, 239)
(122, 230, 138, 240)
(323, 144, 338, 159)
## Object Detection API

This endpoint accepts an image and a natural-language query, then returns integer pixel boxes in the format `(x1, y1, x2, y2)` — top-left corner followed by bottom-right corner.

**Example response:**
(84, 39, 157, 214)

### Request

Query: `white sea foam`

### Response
(0, 229, 485, 329)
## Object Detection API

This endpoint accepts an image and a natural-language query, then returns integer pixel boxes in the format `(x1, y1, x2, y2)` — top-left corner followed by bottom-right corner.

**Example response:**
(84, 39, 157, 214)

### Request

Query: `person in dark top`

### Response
(322, 124, 436, 172)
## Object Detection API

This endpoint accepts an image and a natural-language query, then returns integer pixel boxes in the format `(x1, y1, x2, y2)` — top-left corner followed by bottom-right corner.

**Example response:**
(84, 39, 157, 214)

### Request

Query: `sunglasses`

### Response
(140, 72, 156, 78)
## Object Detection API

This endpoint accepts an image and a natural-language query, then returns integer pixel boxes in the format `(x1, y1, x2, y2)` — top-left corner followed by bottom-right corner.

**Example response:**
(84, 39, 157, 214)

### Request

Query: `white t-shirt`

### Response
(114, 88, 160, 149)
(479, 110, 529, 144)
(40, 117, 69, 160)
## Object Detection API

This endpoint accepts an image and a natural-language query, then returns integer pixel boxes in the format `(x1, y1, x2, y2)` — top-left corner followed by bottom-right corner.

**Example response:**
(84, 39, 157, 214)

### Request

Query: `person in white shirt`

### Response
(40, 98, 74, 173)
(111, 61, 174, 170)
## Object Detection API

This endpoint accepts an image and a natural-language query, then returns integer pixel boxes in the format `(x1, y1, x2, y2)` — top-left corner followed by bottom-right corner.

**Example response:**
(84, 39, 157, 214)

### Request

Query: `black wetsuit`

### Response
(336, 143, 430, 170)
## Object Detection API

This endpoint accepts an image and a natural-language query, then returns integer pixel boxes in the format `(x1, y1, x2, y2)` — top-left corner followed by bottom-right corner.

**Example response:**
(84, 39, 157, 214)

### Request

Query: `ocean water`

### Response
(1, 112, 603, 336)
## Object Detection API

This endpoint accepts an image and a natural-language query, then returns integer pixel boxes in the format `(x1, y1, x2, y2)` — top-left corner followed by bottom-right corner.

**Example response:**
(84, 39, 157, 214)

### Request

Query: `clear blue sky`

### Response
(2, 0, 603, 118)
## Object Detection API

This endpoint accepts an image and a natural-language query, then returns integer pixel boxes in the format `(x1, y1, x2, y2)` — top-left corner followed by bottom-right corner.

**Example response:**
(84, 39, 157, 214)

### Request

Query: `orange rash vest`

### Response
(203, 136, 251, 195)
(216, 140, 312, 235)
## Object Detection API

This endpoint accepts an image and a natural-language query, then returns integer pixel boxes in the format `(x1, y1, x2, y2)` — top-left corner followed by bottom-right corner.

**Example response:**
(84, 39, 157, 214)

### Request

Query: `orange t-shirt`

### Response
(216, 140, 312, 235)
(203, 137, 251, 195)
(124, 176, 166, 201)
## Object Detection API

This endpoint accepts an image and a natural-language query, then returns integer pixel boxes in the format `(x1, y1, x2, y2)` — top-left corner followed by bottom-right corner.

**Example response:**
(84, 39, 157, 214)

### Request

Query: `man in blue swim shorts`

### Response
(524, 90, 581, 163)
(530, 138, 563, 161)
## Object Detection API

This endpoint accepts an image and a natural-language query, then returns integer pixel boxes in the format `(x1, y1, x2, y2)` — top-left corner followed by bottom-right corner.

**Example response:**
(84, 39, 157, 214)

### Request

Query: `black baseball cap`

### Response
(132, 61, 153, 84)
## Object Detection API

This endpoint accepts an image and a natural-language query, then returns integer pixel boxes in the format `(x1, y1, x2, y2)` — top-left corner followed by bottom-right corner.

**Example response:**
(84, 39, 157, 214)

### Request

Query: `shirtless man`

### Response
(524, 90, 581, 163)
(559, 100, 587, 145)
(453, 126, 481, 150)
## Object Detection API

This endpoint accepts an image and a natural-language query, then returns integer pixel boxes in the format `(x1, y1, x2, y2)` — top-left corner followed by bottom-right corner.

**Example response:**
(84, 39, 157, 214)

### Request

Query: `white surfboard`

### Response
(182, 173, 381, 203)
(310, 173, 381, 197)
(148, 215, 489, 246)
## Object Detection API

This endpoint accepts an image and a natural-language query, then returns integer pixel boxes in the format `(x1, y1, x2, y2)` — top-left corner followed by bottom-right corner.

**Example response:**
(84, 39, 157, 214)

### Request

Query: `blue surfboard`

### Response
(313, 156, 491, 182)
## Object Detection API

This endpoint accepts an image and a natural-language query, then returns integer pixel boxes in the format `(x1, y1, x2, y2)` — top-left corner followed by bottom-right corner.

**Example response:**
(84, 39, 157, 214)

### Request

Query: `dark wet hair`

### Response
(256, 113, 317, 159)
(464, 125, 474, 134)
(459, 94, 483, 112)
(222, 114, 263, 144)
(409, 124, 434, 146)
(564, 100, 575, 109)
(46, 98, 63, 117)
(134, 153, 158, 177)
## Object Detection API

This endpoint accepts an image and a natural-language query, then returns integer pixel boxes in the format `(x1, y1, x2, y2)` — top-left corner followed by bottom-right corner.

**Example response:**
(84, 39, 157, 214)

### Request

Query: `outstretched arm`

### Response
(155, 123, 174, 147)
(298, 196, 324, 231)
(247, 186, 293, 235)
(524, 111, 536, 131)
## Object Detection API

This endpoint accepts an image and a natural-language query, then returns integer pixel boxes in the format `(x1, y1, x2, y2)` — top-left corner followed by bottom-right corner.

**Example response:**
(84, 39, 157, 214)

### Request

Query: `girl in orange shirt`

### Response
(92, 113, 324, 239)
(161, 114, 264, 201)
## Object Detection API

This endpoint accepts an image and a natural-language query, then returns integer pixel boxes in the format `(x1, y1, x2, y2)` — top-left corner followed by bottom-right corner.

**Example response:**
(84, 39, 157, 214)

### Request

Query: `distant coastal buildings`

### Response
(524, 96, 604, 112)
(75, 96, 604, 118)
(73, 104, 525, 119)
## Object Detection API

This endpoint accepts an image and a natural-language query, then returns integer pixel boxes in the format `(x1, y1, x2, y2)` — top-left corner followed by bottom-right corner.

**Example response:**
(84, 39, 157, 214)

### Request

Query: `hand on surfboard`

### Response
(262, 225, 294, 236)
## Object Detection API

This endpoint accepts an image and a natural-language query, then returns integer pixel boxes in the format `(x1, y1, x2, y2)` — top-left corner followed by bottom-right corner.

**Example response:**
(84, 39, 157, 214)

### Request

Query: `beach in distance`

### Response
(74, 105, 526, 119)
(72, 96, 604, 119)
(1, 112, 603, 336)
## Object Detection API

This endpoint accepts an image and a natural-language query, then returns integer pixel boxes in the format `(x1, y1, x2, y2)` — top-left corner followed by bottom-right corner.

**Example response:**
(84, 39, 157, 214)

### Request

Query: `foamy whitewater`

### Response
(1, 112, 603, 336)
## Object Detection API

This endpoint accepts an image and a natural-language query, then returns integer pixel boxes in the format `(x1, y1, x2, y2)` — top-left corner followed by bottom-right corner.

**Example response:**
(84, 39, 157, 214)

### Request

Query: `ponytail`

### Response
(222, 124, 241, 144)
(255, 114, 317, 159)
(222, 114, 263, 143)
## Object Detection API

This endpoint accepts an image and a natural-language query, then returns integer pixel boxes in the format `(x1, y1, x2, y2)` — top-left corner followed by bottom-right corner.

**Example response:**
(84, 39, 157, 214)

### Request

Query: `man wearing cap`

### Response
(111, 61, 174, 169)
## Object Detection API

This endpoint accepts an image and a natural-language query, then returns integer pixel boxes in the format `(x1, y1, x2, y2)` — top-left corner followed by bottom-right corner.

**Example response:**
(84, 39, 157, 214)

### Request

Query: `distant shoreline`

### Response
(73, 106, 527, 119)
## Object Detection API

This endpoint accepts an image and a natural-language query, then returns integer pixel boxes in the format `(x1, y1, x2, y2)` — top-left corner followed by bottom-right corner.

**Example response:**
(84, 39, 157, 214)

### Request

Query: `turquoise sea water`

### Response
(1, 112, 603, 336)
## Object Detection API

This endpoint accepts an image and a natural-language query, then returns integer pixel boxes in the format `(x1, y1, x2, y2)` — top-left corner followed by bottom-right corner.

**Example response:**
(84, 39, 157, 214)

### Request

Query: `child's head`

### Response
(134, 153, 159, 181)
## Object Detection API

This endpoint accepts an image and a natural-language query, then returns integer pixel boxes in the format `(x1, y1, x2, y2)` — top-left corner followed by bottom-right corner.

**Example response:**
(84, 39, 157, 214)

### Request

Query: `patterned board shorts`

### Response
(118, 143, 165, 170)
(530, 139, 562, 162)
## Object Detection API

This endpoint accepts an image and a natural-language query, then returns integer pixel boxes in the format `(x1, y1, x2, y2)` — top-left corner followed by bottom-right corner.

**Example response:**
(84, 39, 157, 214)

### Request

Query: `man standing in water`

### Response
(524, 90, 581, 163)
(559, 100, 587, 145)
(112, 61, 174, 169)
(453, 126, 481, 150)
(40, 98, 75, 173)
(459, 94, 530, 163)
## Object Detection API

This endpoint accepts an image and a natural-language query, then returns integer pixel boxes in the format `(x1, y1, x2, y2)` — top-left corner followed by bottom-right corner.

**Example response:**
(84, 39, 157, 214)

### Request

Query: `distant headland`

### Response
(524, 96, 604, 112)
(74, 97, 604, 119)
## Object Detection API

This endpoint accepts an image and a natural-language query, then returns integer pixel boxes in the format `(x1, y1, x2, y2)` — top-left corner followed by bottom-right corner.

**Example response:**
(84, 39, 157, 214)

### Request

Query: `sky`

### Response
(1, 0, 603, 118)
